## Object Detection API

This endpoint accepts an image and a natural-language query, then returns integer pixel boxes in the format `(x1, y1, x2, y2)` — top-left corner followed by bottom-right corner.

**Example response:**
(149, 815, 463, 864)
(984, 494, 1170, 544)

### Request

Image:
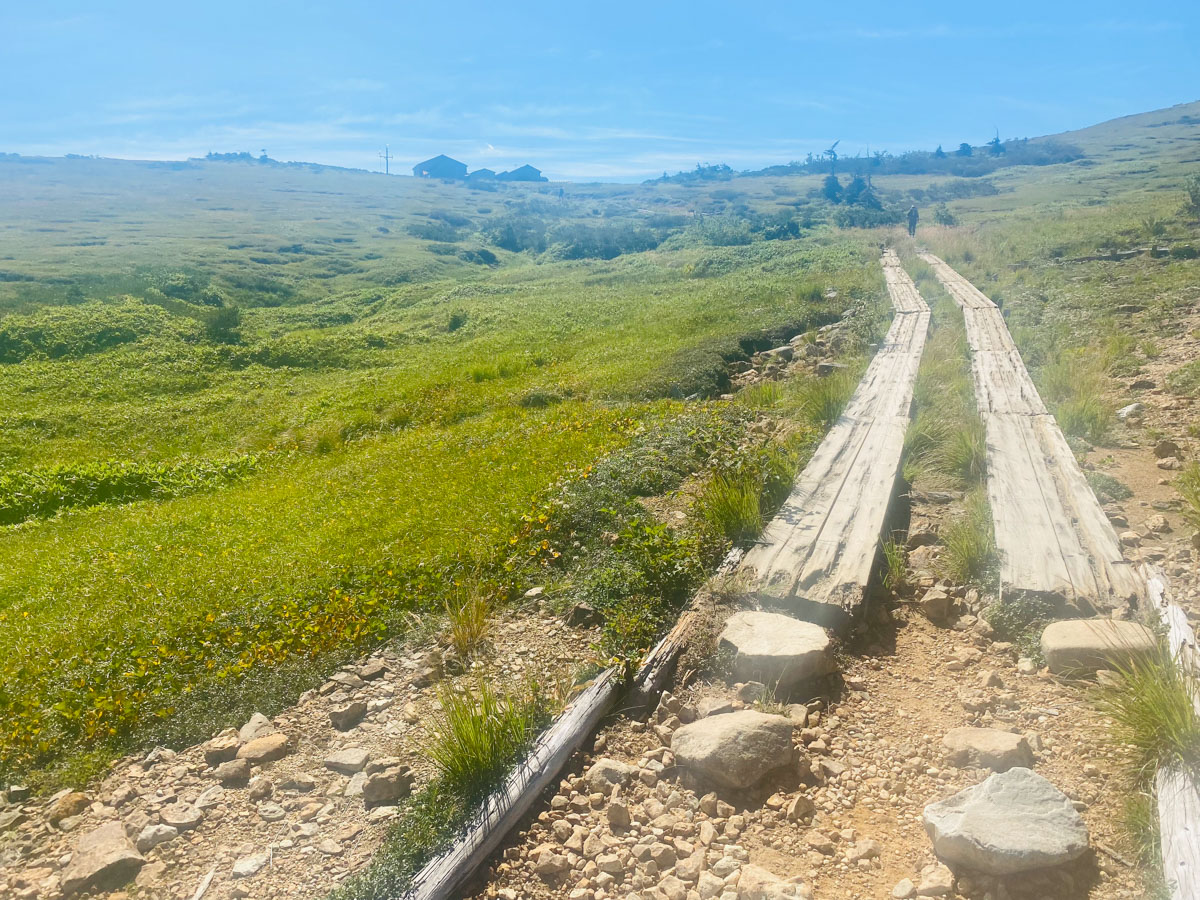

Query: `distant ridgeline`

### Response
(649, 137, 1085, 184)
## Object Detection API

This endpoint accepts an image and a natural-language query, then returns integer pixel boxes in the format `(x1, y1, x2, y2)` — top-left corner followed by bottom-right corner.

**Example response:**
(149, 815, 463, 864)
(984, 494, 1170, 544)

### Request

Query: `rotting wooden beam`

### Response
(738, 251, 929, 630)
(918, 252, 1143, 613)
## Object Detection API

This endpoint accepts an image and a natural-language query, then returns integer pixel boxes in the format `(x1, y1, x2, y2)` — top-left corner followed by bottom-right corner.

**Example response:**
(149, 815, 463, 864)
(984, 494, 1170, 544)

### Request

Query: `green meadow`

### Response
(2, 99, 1198, 787)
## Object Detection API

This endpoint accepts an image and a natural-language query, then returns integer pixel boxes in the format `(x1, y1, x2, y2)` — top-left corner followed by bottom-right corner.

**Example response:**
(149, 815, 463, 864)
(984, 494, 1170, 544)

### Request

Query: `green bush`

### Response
(1086, 470, 1133, 503)
(984, 595, 1056, 661)
(0, 455, 261, 525)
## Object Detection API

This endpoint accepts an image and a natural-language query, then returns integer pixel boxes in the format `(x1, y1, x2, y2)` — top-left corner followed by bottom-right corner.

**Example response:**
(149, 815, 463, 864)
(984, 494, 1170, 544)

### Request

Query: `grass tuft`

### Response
(425, 679, 545, 795)
(1095, 644, 1200, 779)
(1056, 394, 1113, 443)
(444, 589, 490, 661)
(698, 472, 763, 543)
(696, 438, 804, 545)
(792, 370, 857, 428)
(941, 419, 988, 483)
(881, 538, 907, 594)
(939, 490, 997, 584)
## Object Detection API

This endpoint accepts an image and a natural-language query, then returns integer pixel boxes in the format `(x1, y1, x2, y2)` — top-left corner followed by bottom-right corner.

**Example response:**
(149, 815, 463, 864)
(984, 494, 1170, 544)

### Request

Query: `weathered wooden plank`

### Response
(1156, 766, 1200, 900)
(740, 251, 929, 628)
(1143, 565, 1200, 900)
(919, 253, 1142, 613)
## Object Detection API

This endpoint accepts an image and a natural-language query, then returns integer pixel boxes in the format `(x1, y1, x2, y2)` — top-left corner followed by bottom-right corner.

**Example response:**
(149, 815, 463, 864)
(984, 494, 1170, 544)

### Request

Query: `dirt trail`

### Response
(466, 255, 1156, 900)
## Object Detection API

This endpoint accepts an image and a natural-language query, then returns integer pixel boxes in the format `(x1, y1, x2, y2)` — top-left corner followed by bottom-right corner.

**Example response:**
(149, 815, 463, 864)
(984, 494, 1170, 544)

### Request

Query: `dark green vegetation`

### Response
(984, 595, 1058, 663)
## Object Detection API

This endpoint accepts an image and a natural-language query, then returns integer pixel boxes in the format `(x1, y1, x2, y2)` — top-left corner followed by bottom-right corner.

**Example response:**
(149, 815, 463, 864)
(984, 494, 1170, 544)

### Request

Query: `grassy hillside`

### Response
(1, 99, 1197, 787)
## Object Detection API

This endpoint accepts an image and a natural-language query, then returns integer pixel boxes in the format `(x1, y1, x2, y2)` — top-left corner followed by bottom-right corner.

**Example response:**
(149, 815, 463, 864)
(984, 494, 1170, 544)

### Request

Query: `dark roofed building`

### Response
(497, 164, 548, 182)
(412, 155, 467, 179)
(466, 167, 497, 181)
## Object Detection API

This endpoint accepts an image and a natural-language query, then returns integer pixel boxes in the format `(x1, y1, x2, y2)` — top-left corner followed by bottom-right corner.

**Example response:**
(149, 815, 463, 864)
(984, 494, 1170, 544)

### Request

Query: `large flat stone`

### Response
(718, 611, 834, 689)
(671, 710, 794, 789)
(1040, 619, 1156, 675)
(923, 767, 1088, 874)
(61, 822, 145, 895)
(237, 732, 290, 763)
(942, 727, 1034, 772)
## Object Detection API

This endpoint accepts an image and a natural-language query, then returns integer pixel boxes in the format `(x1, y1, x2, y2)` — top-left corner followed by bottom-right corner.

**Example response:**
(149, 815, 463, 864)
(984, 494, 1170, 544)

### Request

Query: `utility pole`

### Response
(379, 145, 393, 175)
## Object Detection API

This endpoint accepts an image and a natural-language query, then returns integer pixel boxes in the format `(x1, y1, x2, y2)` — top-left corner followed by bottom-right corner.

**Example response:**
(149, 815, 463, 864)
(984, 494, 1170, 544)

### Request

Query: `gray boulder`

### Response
(61, 822, 145, 895)
(671, 710, 794, 789)
(942, 727, 1034, 772)
(238, 712, 274, 743)
(923, 767, 1088, 874)
(585, 757, 636, 792)
(1040, 619, 1156, 675)
(718, 611, 834, 689)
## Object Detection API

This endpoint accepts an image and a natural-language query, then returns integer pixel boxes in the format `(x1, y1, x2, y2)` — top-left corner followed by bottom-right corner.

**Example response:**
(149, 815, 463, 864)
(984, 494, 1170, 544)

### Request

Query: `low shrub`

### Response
(1086, 470, 1133, 503)
(0, 455, 261, 525)
(984, 595, 1056, 661)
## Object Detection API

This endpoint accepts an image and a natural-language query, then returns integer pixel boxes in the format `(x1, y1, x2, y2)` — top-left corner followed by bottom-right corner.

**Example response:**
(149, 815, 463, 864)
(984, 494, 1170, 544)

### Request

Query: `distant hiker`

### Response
(907, 205, 919, 237)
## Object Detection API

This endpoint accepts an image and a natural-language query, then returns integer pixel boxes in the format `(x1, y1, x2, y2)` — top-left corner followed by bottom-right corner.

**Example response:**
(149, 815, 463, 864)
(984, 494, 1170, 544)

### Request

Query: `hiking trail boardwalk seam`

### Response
(918, 252, 1143, 614)
(739, 250, 929, 629)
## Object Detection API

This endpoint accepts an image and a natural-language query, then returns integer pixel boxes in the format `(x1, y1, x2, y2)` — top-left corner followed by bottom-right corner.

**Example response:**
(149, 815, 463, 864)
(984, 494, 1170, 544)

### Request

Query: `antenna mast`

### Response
(379, 144, 393, 175)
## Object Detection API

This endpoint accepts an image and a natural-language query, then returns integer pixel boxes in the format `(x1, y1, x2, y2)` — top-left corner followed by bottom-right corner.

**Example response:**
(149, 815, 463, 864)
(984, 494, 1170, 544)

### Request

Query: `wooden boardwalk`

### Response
(919, 252, 1143, 613)
(739, 251, 929, 629)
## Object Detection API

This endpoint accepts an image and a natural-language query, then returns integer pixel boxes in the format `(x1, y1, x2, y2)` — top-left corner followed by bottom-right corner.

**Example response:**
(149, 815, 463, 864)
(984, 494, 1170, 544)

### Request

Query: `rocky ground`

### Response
(0, 611, 596, 900)
(469, 597, 1155, 900)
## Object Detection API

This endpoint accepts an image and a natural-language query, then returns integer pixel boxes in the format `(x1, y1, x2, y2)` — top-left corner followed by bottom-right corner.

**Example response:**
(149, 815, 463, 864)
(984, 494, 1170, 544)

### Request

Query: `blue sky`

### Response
(2, 1, 1196, 181)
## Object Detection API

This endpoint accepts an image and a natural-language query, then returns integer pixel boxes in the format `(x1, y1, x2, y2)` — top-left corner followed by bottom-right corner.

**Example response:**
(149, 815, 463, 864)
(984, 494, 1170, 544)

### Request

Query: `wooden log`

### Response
(739, 252, 929, 628)
(1143, 565, 1200, 900)
(919, 253, 1143, 613)
(1156, 766, 1200, 900)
